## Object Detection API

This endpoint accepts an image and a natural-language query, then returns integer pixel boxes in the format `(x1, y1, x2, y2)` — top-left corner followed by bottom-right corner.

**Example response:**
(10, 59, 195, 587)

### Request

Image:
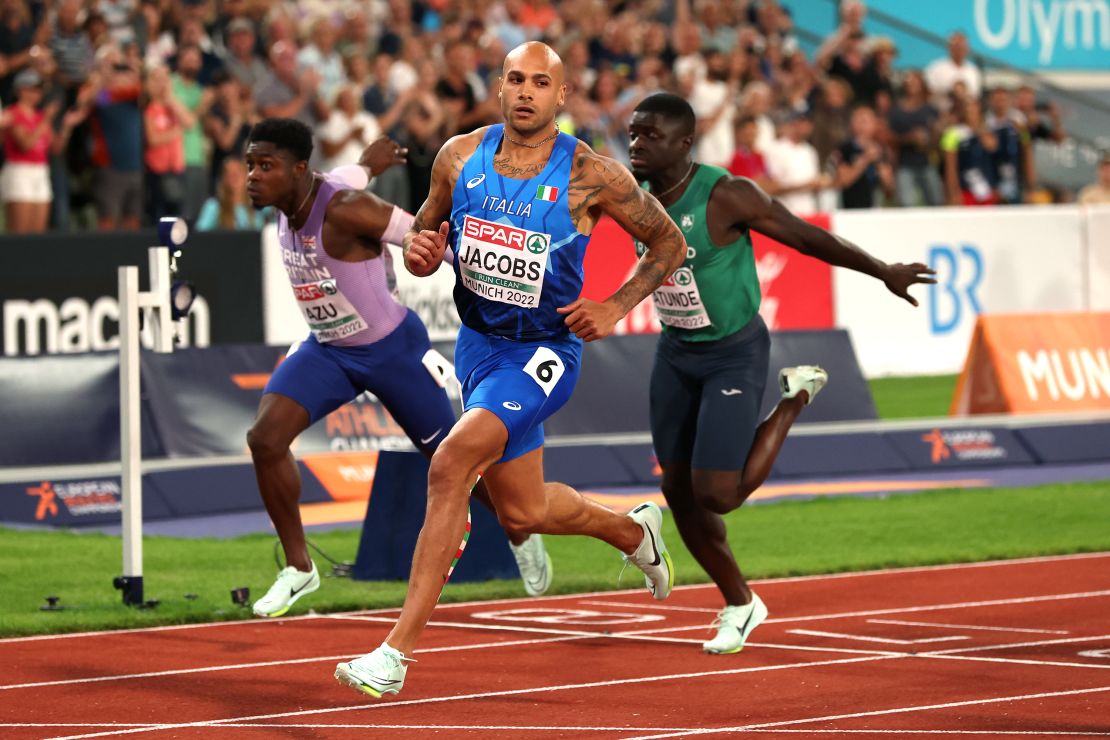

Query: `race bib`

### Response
(652, 267, 712, 330)
(523, 346, 566, 396)
(456, 215, 549, 308)
(291, 279, 369, 342)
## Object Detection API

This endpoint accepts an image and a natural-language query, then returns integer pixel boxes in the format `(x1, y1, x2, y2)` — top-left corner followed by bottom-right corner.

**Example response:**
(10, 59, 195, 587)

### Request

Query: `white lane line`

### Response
(618, 685, 1110, 739)
(320, 614, 704, 645)
(924, 653, 1110, 671)
(0, 628, 893, 692)
(4, 551, 1105, 645)
(787, 629, 968, 646)
(927, 633, 1110, 656)
(764, 589, 1110, 624)
(0, 634, 594, 691)
(141, 724, 703, 732)
(719, 732, 1110, 736)
(102, 726, 1110, 736)
(7, 602, 1107, 692)
(579, 600, 718, 614)
(746, 642, 902, 657)
(0, 725, 155, 729)
(41, 655, 906, 740)
(868, 619, 1070, 635)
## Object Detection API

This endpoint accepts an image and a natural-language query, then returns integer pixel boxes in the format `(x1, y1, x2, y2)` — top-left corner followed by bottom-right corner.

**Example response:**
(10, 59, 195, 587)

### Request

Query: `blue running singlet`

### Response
(448, 125, 590, 461)
(449, 124, 591, 345)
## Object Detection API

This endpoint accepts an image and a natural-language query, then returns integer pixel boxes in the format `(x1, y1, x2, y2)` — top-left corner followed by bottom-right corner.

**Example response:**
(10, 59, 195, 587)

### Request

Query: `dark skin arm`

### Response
(558, 146, 687, 340)
(317, 136, 411, 260)
(709, 176, 936, 306)
(320, 189, 396, 261)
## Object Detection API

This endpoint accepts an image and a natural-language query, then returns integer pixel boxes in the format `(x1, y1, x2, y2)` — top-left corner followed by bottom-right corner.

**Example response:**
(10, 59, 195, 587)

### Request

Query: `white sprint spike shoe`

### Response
(252, 563, 320, 618)
(335, 643, 414, 698)
(703, 593, 769, 654)
(510, 533, 553, 596)
(779, 365, 828, 405)
(624, 501, 674, 600)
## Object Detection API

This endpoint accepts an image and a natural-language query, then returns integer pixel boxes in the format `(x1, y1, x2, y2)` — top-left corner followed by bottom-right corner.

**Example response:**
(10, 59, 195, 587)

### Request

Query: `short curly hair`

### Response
(248, 117, 313, 162)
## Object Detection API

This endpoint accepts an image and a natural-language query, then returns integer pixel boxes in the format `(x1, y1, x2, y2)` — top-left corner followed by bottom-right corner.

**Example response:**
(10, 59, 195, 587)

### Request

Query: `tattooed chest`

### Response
(492, 156, 546, 179)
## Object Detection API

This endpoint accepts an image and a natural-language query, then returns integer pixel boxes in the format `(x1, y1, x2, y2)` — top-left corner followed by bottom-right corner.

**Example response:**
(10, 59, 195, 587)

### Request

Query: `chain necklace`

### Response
(504, 124, 560, 149)
(290, 174, 317, 230)
(654, 162, 695, 200)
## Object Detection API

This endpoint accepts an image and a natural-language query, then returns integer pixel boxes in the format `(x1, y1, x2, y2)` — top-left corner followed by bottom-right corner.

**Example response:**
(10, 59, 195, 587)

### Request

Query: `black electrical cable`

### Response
(272, 538, 354, 577)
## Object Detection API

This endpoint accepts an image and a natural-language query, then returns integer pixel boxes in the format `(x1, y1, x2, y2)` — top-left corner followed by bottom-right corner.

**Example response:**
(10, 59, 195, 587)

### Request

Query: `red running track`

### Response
(1, 552, 1109, 739)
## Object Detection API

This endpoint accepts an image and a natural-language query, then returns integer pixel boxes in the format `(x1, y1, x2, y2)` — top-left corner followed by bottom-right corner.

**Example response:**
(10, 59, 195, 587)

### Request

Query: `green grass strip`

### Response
(868, 374, 958, 419)
(1, 481, 1106, 637)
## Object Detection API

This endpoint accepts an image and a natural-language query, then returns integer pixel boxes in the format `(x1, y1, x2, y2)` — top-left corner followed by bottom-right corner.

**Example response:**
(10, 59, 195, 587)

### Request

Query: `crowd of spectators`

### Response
(0, 0, 1098, 235)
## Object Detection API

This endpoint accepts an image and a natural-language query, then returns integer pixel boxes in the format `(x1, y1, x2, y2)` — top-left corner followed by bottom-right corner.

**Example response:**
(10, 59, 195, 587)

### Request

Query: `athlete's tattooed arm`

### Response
(403, 129, 483, 277)
(559, 150, 686, 341)
(719, 176, 936, 306)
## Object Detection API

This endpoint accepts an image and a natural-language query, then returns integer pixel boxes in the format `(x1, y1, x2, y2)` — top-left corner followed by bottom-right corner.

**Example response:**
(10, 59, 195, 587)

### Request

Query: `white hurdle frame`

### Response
(116, 247, 174, 605)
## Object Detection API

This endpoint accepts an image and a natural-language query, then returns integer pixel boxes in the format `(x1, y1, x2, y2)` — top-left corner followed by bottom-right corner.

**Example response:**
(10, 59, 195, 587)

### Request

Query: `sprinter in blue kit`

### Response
(243, 121, 553, 620)
(335, 42, 689, 698)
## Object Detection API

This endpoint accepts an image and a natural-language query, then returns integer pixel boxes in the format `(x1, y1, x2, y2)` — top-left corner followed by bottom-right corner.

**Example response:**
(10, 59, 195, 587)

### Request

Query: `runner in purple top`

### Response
(243, 118, 551, 619)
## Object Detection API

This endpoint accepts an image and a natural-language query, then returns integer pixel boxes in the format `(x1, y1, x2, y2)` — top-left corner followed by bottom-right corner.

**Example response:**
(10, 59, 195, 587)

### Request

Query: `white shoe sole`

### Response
(334, 663, 399, 698)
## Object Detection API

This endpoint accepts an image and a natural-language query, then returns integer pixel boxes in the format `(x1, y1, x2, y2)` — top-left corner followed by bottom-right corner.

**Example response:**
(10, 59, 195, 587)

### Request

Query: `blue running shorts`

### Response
(454, 323, 581, 463)
(649, 315, 771, 471)
(264, 309, 457, 455)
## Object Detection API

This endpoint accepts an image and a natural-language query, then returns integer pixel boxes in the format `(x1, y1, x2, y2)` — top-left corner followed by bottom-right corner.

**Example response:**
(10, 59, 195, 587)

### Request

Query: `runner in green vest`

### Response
(628, 93, 935, 654)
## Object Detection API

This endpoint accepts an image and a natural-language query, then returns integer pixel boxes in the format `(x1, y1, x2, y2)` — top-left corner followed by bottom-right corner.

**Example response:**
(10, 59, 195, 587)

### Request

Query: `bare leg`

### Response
(737, 392, 807, 499)
(692, 391, 808, 514)
(246, 393, 312, 572)
(471, 478, 526, 546)
(484, 453, 641, 552)
(31, 202, 50, 232)
(662, 462, 750, 605)
(386, 409, 506, 654)
(385, 410, 643, 655)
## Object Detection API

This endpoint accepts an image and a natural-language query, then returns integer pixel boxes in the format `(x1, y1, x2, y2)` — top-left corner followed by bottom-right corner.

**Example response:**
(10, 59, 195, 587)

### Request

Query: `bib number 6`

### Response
(523, 347, 566, 396)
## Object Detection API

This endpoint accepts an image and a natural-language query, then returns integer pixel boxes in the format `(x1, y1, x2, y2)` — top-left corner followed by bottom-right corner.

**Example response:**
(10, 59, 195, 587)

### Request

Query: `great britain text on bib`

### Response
(457, 215, 550, 308)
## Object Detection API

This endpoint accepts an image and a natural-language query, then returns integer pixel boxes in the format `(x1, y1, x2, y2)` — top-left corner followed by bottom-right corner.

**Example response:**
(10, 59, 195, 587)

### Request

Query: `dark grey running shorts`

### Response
(649, 315, 770, 471)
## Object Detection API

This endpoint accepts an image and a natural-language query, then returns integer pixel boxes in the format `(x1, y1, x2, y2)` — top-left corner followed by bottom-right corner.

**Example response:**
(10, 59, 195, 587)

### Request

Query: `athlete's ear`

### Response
(557, 83, 566, 108)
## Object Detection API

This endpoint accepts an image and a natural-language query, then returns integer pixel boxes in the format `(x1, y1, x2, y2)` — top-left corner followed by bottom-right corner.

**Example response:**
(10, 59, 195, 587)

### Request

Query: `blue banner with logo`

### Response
(794, 0, 1108, 70)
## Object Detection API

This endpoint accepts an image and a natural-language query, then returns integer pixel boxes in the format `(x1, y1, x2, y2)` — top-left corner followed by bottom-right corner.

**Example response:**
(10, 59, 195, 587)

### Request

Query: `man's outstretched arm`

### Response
(721, 177, 936, 306)
(559, 153, 687, 341)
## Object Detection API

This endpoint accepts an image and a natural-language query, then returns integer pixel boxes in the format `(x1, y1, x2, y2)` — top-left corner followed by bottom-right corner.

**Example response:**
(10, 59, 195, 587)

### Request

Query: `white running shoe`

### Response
(509, 533, 553, 596)
(335, 643, 414, 698)
(252, 562, 320, 618)
(624, 502, 674, 600)
(779, 365, 828, 405)
(703, 593, 769, 654)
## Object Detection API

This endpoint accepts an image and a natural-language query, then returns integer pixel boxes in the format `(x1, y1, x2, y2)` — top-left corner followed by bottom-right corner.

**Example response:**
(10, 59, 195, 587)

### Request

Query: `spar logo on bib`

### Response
(458, 216, 551, 308)
(673, 268, 694, 286)
(526, 235, 549, 255)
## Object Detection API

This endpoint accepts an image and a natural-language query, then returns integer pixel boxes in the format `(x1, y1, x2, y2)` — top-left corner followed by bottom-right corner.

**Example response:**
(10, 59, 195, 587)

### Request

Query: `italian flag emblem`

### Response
(535, 185, 559, 201)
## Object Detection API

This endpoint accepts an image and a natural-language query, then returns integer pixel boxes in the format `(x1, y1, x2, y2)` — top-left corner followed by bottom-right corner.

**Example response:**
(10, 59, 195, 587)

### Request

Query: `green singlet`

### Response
(638, 163, 761, 342)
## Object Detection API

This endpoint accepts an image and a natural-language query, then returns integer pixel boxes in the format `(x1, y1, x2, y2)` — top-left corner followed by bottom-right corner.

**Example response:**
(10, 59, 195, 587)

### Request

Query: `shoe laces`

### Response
(262, 566, 309, 598)
(710, 604, 746, 632)
(374, 647, 417, 668)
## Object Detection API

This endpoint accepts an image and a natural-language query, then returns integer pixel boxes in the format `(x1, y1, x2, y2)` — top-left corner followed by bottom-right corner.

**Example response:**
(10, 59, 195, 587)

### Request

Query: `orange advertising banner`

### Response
(951, 313, 1110, 415)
